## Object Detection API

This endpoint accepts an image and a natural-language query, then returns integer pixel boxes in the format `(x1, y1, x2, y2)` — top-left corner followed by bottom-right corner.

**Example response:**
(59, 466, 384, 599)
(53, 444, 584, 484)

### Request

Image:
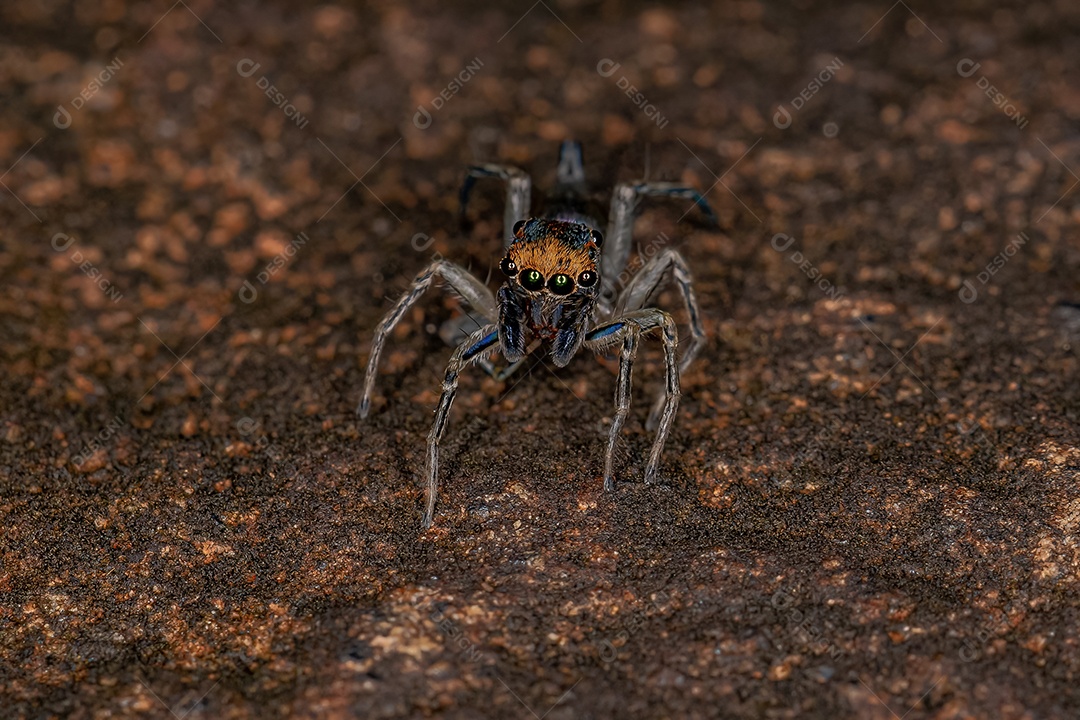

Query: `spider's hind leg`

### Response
(459, 163, 532, 248)
(555, 139, 586, 192)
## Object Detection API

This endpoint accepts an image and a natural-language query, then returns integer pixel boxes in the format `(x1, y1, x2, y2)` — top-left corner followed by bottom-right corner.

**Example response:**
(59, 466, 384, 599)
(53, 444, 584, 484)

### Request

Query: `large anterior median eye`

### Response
(548, 273, 574, 295)
(520, 268, 544, 291)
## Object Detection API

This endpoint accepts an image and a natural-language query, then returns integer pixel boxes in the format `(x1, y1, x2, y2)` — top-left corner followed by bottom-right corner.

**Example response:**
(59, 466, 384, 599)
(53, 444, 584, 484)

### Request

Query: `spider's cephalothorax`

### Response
(359, 141, 716, 528)
(499, 218, 603, 366)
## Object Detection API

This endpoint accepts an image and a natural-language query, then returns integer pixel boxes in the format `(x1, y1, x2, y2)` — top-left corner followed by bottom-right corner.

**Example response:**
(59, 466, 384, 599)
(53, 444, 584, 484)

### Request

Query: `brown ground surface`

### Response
(3, 1, 1080, 718)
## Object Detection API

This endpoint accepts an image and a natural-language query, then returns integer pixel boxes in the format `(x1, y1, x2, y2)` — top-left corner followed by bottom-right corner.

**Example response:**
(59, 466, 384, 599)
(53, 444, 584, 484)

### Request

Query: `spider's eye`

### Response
(590, 229, 604, 247)
(513, 220, 528, 236)
(548, 273, 574, 295)
(577, 270, 598, 288)
(500, 257, 518, 276)
(520, 268, 544, 291)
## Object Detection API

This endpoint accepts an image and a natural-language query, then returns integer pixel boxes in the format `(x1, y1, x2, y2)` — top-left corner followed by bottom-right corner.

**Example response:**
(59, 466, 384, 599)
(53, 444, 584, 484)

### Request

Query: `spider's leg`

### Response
(616, 248, 705, 429)
(555, 139, 586, 193)
(584, 309, 680, 491)
(439, 312, 489, 349)
(358, 260, 496, 419)
(596, 322, 640, 492)
(439, 314, 534, 381)
(424, 323, 500, 528)
(602, 181, 717, 300)
(476, 354, 529, 381)
(459, 164, 532, 248)
(477, 338, 541, 381)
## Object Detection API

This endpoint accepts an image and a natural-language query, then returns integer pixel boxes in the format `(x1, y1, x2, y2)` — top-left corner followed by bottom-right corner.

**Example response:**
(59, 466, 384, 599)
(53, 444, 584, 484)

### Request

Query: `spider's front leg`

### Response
(424, 323, 500, 528)
(459, 164, 532, 248)
(358, 260, 496, 419)
(584, 309, 681, 492)
(438, 313, 534, 382)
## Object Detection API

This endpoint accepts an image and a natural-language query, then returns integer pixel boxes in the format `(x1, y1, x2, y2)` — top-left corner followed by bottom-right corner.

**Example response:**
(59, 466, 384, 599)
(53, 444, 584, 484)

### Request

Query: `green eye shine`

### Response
(521, 269, 544, 291)
(548, 273, 574, 295)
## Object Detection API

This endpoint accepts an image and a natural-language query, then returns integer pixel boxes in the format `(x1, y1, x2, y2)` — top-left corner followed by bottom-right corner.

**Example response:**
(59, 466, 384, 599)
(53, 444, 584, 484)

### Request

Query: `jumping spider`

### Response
(359, 141, 715, 528)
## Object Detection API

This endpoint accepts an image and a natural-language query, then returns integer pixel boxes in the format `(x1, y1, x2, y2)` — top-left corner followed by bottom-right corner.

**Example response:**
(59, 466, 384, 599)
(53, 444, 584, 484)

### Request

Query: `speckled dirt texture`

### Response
(3, 1, 1080, 718)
